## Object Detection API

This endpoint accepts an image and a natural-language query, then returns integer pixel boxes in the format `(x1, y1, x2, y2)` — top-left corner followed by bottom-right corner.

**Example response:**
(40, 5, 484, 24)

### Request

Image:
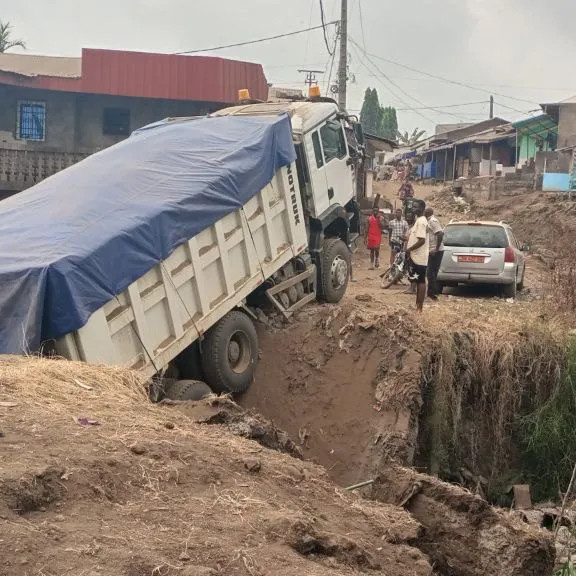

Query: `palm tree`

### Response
(396, 128, 427, 146)
(0, 21, 26, 53)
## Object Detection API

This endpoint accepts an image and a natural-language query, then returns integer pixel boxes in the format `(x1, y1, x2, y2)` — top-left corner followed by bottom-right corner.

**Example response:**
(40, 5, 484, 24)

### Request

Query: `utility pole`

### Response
(489, 95, 494, 119)
(337, 0, 348, 110)
(298, 69, 324, 89)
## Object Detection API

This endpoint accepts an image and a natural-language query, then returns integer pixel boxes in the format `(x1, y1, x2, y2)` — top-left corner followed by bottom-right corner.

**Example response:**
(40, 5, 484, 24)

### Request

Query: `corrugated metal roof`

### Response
(0, 53, 81, 78)
(0, 49, 268, 103)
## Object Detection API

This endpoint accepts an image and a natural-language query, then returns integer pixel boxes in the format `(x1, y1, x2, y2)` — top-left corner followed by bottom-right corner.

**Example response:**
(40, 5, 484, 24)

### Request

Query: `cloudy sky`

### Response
(2, 0, 575, 135)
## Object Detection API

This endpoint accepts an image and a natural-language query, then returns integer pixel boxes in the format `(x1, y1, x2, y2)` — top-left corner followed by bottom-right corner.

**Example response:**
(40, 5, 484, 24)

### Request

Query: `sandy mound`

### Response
(0, 356, 432, 576)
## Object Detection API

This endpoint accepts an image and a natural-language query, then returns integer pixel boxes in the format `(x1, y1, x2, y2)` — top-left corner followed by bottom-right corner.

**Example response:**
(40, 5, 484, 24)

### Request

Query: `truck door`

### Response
(304, 119, 354, 218)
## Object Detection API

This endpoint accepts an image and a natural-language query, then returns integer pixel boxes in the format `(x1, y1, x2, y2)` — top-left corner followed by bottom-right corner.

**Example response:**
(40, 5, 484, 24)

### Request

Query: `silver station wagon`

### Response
(437, 221, 527, 298)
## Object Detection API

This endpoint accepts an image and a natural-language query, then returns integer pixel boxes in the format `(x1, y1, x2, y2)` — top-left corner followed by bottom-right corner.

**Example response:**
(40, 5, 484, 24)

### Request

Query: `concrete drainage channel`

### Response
(236, 303, 575, 575)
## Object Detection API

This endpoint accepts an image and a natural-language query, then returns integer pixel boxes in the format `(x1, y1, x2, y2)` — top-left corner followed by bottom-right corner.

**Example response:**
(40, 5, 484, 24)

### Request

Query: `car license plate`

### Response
(458, 255, 485, 263)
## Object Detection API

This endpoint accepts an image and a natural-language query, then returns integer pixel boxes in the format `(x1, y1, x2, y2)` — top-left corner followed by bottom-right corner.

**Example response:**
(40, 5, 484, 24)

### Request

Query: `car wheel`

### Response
(517, 268, 525, 291)
(503, 281, 517, 299)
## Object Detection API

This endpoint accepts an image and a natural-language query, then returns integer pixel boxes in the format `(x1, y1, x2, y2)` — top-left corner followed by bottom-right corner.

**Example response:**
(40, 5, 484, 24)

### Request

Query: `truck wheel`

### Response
(165, 379, 213, 401)
(319, 238, 350, 303)
(201, 310, 258, 394)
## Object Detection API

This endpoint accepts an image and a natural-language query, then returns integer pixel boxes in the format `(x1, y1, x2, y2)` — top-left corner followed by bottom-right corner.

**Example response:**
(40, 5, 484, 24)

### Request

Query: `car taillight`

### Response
(504, 246, 516, 263)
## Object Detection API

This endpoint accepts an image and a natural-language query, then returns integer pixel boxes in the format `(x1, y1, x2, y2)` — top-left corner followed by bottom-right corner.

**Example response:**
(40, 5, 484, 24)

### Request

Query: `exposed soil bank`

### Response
(0, 356, 434, 576)
(371, 463, 556, 576)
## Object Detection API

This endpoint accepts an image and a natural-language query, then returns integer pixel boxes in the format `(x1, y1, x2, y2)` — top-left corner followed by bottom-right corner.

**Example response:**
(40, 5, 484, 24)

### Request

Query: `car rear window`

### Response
(444, 224, 509, 249)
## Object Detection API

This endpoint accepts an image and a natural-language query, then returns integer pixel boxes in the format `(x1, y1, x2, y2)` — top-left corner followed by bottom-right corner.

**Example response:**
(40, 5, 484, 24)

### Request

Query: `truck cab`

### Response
(213, 92, 363, 303)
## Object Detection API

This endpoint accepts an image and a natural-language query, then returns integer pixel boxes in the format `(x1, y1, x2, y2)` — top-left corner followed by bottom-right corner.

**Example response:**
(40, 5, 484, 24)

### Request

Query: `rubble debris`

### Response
(174, 395, 303, 458)
(75, 417, 100, 426)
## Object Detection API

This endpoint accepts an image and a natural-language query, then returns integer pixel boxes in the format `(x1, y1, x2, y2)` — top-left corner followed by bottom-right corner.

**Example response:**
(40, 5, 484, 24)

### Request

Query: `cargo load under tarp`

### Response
(0, 114, 295, 354)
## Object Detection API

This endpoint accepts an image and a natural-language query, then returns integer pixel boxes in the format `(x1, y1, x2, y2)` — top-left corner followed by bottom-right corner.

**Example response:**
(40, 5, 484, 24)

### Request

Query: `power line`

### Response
(350, 42, 477, 124)
(319, 0, 335, 56)
(350, 39, 475, 122)
(349, 43, 435, 124)
(265, 62, 327, 69)
(324, 35, 339, 96)
(494, 100, 540, 117)
(302, 0, 316, 67)
(358, 0, 368, 52)
(395, 101, 488, 111)
(349, 39, 539, 106)
(175, 22, 338, 54)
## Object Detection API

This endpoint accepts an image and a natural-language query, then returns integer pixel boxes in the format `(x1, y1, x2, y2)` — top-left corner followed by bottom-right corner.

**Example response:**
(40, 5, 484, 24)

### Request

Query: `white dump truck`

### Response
(0, 91, 363, 399)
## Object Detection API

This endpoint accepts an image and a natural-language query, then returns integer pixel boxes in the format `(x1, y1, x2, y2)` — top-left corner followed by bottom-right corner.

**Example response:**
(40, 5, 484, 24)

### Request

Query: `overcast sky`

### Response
(2, 0, 575, 135)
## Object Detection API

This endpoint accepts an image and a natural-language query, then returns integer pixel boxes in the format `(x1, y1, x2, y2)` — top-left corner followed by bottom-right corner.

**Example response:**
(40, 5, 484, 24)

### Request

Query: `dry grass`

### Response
(0, 355, 165, 432)
(552, 260, 576, 314)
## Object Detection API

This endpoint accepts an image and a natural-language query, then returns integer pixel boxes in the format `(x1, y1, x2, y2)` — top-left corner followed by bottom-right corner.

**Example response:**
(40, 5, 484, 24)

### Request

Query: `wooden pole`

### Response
(337, 0, 348, 110)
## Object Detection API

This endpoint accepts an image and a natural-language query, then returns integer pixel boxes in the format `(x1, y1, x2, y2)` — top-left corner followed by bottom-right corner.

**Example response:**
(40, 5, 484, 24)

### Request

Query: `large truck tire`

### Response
(201, 310, 258, 395)
(165, 379, 213, 401)
(319, 238, 350, 303)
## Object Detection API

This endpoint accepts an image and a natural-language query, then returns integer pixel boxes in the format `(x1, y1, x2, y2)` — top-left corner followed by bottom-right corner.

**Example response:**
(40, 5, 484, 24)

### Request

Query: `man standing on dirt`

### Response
(388, 208, 409, 266)
(405, 200, 429, 312)
(365, 207, 384, 270)
(425, 207, 444, 301)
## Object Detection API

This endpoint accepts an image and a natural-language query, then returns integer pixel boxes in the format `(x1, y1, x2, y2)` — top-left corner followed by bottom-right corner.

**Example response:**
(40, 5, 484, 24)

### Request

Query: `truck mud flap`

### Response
(265, 265, 316, 319)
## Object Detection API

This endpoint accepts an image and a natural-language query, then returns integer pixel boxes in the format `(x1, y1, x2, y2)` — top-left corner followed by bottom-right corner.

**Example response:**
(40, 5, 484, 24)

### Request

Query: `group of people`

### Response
(365, 197, 444, 313)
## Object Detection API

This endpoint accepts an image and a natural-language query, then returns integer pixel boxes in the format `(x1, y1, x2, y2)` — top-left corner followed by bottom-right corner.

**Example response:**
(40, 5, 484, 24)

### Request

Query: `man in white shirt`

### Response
(405, 200, 429, 312)
(425, 207, 444, 301)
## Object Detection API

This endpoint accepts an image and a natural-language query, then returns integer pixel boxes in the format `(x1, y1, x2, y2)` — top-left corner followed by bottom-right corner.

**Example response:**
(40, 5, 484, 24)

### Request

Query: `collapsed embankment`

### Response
(245, 299, 576, 505)
(417, 324, 576, 503)
(0, 354, 559, 576)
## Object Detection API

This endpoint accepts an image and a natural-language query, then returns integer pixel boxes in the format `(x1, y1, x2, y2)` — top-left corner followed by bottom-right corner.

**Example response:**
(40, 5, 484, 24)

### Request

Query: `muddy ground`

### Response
(241, 182, 555, 489)
(0, 357, 434, 576)
(0, 356, 555, 576)
(0, 182, 571, 575)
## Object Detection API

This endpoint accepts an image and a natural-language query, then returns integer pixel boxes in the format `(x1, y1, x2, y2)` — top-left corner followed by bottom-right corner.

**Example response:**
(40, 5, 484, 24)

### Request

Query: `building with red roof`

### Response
(0, 48, 269, 196)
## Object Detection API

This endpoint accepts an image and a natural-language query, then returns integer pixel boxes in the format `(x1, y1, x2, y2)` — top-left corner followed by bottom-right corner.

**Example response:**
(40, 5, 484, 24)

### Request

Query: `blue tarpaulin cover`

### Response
(0, 114, 296, 354)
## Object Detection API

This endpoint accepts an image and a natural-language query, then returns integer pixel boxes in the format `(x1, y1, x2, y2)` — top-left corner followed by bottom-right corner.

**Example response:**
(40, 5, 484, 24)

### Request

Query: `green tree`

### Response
(380, 106, 398, 140)
(396, 128, 427, 146)
(0, 21, 26, 53)
(360, 88, 399, 141)
(360, 88, 382, 135)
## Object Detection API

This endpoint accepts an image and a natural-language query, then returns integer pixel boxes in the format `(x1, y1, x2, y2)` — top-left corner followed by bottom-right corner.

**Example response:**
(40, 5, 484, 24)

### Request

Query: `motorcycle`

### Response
(380, 239, 407, 289)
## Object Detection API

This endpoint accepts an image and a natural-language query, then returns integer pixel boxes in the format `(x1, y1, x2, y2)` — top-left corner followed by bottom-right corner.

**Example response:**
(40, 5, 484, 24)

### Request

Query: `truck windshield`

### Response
(320, 120, 347, 162)
(444, 224, 509, 249)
